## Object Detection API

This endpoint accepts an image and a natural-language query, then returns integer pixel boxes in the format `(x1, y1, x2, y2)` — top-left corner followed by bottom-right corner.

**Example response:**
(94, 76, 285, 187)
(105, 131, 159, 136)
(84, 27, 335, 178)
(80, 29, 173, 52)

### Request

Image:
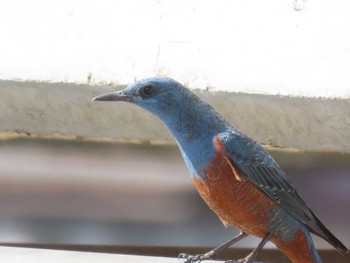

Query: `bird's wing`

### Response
(217, 130, 324, 237)
(217, 130, 349, 254)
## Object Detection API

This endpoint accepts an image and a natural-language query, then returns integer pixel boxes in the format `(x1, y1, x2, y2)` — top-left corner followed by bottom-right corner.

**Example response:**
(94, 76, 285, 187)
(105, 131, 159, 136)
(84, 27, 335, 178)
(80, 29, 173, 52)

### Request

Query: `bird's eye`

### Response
(141, 85, 155, 96)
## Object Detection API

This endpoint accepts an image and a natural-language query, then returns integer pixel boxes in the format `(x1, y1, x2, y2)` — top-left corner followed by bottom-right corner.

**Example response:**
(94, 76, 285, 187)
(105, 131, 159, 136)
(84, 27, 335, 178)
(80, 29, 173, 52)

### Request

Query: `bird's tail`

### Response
(309, 210, 349, 256)
(304, 228, 323, 263)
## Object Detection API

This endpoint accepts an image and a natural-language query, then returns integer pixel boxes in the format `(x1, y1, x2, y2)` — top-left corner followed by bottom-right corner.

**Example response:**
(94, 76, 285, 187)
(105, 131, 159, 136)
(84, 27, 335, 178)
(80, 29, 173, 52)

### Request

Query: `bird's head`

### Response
(93, 77, 229, 175)
(92, 77, 196, 122)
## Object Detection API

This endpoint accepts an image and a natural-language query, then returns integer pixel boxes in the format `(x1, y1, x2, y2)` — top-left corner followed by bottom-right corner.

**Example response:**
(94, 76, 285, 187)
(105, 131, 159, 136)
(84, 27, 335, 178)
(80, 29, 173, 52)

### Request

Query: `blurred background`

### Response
(0, 139, 349, 251)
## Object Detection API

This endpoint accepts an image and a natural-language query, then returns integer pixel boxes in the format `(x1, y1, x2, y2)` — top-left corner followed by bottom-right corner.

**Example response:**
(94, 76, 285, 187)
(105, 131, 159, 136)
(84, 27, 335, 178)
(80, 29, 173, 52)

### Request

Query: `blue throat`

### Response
(151, 95, 229, 179)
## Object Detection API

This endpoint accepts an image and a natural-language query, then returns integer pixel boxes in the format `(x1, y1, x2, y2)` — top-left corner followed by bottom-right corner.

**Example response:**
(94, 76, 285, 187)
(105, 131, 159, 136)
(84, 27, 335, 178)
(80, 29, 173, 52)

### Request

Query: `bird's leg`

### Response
(225, 232, 272, 263)
(178, 232, 248, 263)
(207, 232, 249, 257)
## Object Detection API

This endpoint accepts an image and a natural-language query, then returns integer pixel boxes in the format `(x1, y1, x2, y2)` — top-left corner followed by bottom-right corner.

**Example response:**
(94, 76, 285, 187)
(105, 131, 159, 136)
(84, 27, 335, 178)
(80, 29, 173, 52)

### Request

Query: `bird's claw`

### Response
(178, 250, 216, 263)
(178, 252, 254, 263)
(225, 256, 254, 263)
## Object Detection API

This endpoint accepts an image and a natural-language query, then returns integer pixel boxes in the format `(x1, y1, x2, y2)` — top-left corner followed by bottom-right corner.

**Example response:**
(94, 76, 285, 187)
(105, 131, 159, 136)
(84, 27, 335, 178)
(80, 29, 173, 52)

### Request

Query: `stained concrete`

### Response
(1, 80, 350, 152)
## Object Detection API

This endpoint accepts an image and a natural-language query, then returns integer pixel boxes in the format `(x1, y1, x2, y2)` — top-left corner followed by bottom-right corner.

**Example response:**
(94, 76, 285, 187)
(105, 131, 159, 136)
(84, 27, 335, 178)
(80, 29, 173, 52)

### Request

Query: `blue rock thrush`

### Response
(93, 77, 348, 263)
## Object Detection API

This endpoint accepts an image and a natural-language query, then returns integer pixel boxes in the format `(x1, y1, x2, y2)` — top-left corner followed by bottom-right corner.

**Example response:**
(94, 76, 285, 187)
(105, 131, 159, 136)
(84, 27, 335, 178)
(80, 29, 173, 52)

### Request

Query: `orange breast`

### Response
(192, 137, 319, 263)
(192, 137, 277, 237)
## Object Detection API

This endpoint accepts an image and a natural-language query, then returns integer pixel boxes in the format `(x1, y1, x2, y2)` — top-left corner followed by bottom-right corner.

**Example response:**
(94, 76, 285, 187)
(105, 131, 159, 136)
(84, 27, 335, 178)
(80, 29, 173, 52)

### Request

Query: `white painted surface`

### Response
(0, 246, 205, 263)
(0, 0, 349, 97)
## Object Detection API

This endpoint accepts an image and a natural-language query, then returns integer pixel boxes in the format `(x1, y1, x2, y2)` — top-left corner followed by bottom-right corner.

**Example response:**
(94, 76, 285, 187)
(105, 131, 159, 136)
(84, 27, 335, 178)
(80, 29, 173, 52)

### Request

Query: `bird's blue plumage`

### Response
(93, 77, 348, 262)
(121, 77, 231, 179)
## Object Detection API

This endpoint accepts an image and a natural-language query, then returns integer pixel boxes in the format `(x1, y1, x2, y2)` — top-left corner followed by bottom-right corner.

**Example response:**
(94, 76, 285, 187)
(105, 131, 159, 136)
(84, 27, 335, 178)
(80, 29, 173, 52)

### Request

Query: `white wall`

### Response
(0, 0, 349, 97)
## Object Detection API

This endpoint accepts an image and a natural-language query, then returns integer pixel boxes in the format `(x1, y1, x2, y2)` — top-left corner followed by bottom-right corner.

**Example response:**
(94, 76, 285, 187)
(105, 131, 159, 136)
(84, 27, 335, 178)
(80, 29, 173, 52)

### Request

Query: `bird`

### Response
(92, 77, 349, 263)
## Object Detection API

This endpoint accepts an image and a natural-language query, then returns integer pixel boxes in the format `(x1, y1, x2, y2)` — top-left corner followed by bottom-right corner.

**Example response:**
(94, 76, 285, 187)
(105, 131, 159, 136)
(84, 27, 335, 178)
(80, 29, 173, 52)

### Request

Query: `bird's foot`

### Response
(178, 250, 216, 263)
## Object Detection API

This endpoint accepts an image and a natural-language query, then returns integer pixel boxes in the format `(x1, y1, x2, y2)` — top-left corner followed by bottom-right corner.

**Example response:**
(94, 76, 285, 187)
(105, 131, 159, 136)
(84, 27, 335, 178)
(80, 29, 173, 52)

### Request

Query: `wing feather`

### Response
(217, 131, 330, 239)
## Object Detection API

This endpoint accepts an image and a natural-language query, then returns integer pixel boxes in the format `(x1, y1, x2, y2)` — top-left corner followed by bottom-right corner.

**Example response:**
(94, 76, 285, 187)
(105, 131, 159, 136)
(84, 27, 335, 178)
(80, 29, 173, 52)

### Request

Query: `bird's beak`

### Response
(92, 90, 132, 102)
